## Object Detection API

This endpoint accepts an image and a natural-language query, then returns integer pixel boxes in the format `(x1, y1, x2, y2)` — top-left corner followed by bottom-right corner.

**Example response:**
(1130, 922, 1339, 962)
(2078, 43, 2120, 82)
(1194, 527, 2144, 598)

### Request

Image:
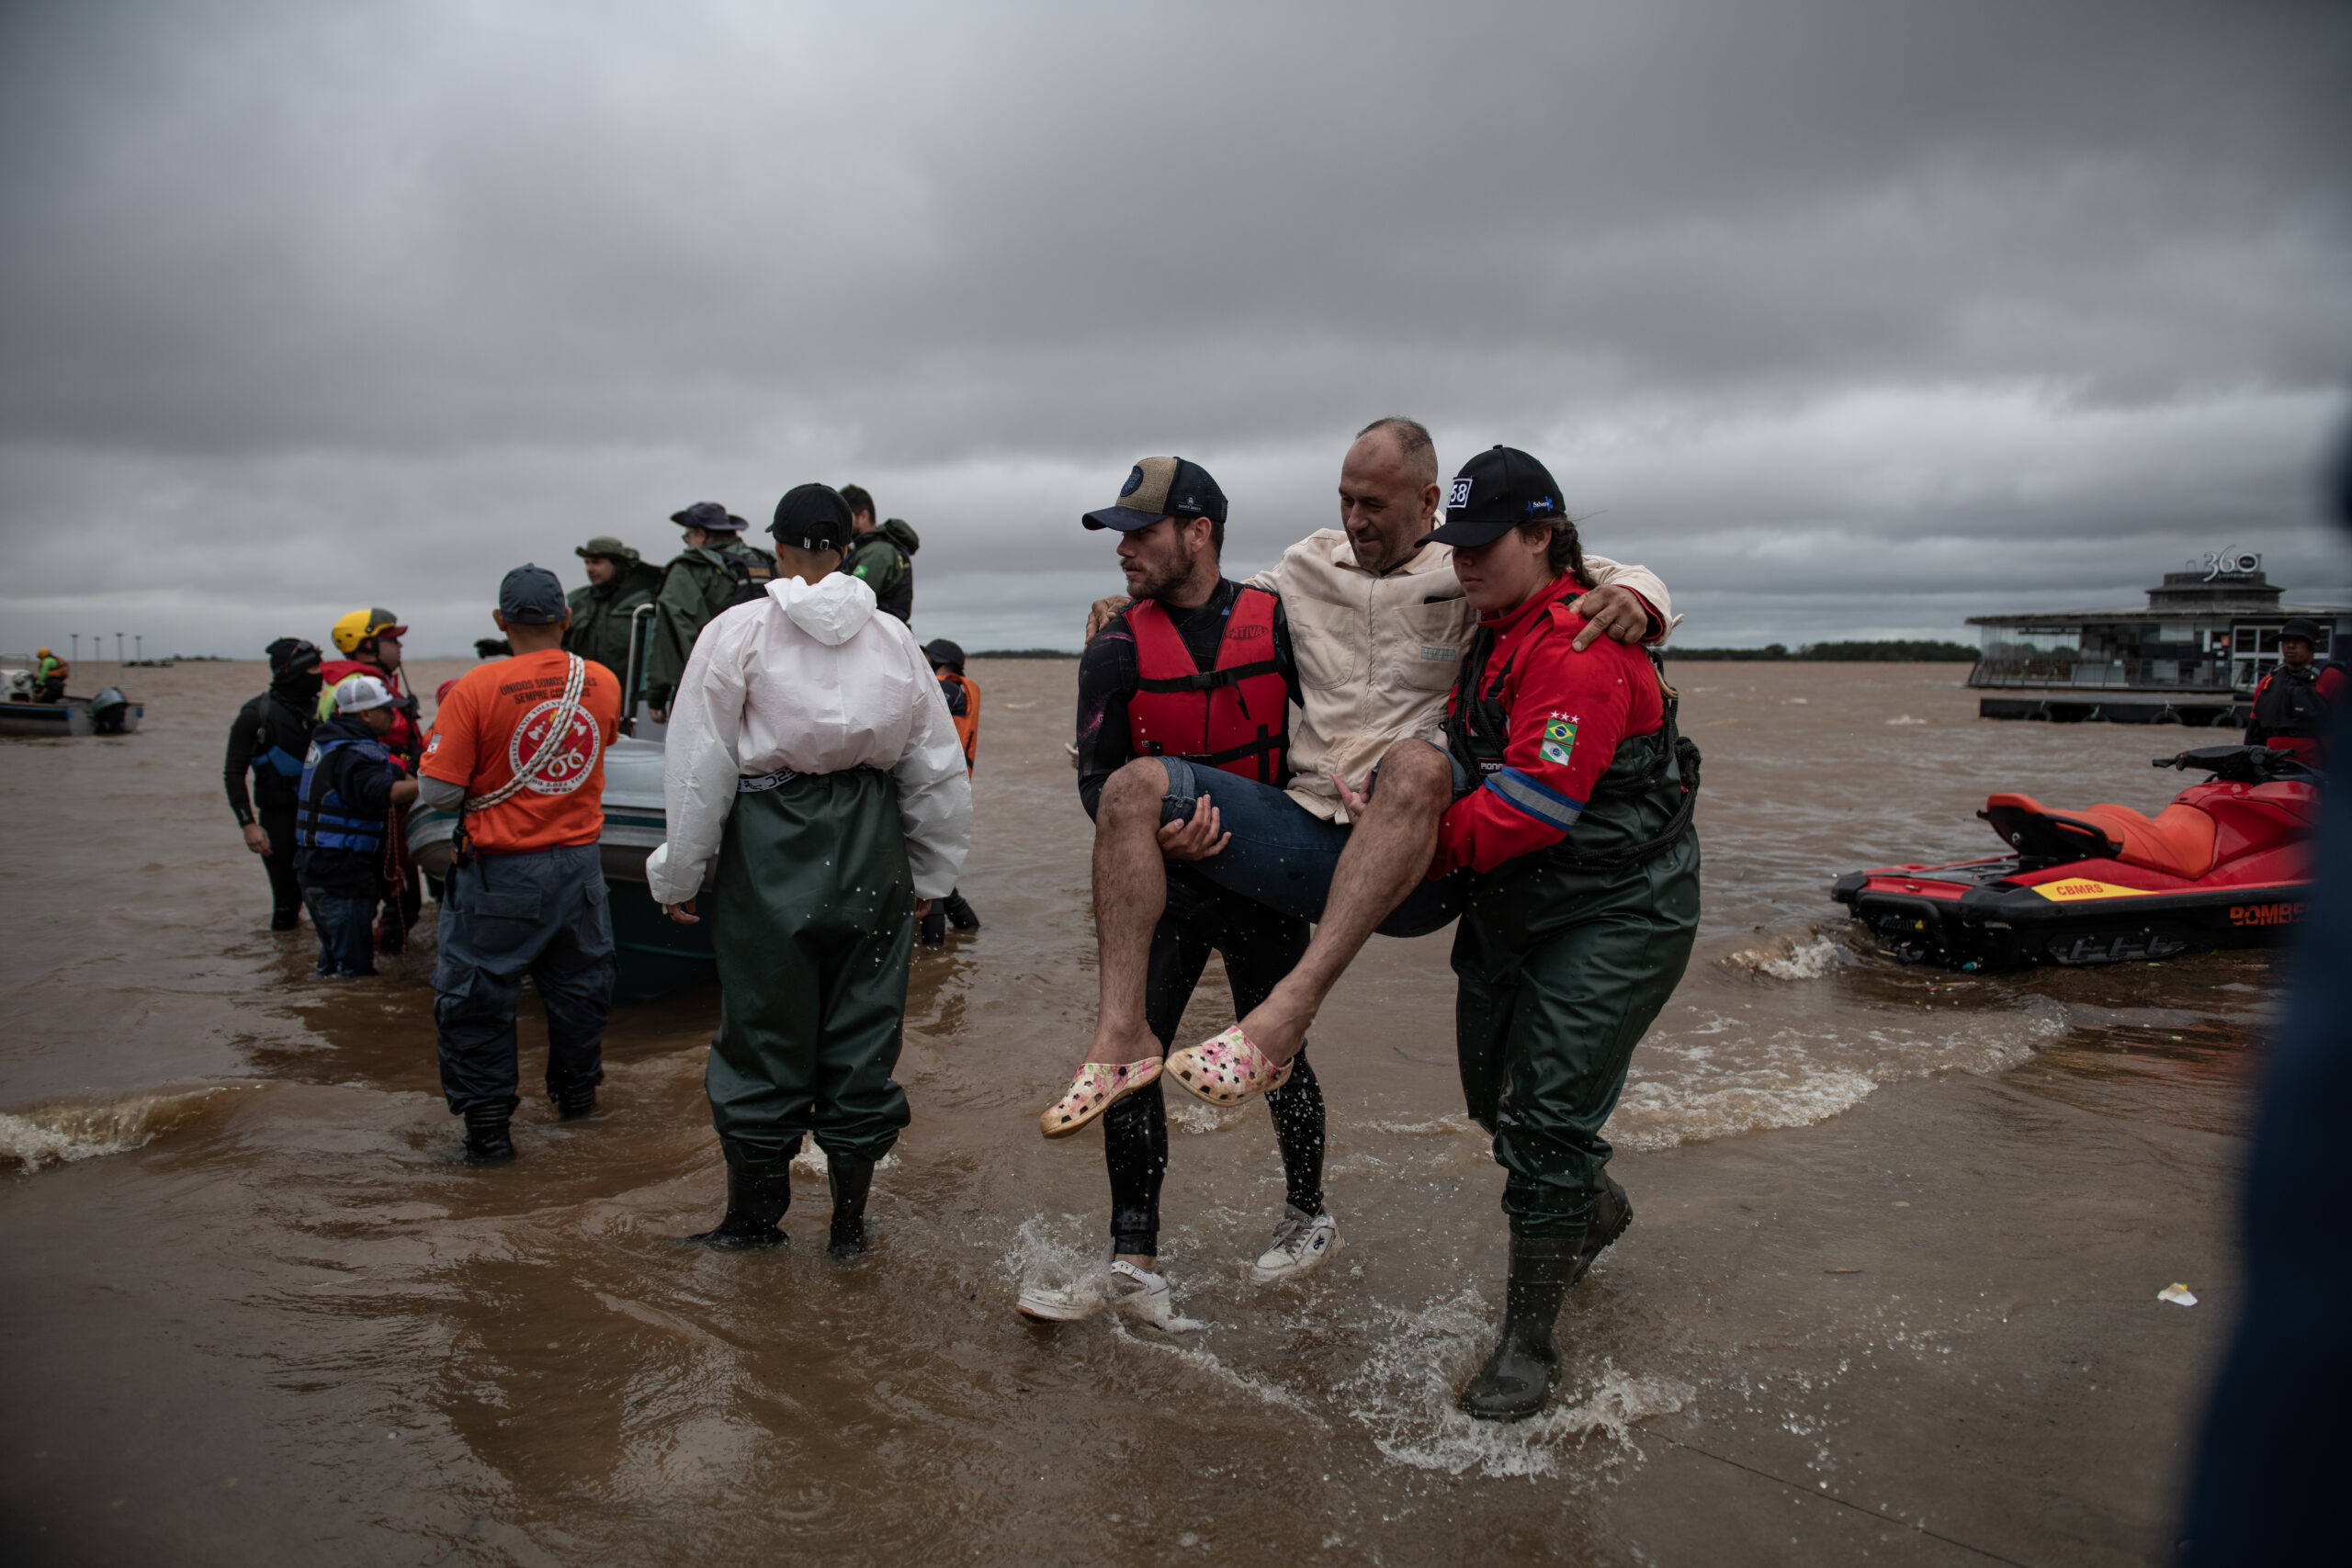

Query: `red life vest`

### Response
(1125, 588, 1288, 784)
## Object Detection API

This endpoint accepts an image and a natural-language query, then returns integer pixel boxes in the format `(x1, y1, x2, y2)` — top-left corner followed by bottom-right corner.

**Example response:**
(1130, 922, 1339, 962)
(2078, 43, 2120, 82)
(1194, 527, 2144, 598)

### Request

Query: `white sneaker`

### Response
(1250, 1206, 1340, 1284)
(1017, 1258, 1200, 1332)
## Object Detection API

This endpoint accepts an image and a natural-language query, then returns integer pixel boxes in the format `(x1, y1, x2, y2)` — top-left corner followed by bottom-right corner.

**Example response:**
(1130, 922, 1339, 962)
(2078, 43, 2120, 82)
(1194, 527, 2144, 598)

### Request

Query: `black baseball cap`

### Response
(499, 562, 568, 624)
(266, 637, 322, 679)
(1083, 457, 1227, 532)
(1419, 446, 1567, 548)
(672, 500, 743, 533)
(771, 484, 854, 552)
(922, 638, 966, 671)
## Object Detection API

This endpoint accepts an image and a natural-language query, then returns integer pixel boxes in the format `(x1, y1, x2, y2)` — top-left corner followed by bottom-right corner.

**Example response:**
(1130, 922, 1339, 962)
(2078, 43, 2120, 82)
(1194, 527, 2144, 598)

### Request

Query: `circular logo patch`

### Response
(505, 698, 603, 795)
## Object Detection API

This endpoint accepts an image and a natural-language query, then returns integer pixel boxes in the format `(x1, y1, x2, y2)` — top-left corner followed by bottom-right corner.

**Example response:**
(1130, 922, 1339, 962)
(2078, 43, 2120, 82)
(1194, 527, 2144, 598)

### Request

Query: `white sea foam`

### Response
(1716, 932, 1844, 982)
(1166, 1099, 1250, 1135)
(1885, 714, 1928, 725)
(787, 1146, 901, 1176)
(1340, 1288, 1691, 1478)
(0, 1089, 223, 1173)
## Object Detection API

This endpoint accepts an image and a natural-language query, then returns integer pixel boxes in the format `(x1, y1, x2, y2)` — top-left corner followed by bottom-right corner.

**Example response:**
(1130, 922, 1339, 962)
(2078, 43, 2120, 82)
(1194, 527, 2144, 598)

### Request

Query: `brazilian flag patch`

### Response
(1540, 715, 1577, 767)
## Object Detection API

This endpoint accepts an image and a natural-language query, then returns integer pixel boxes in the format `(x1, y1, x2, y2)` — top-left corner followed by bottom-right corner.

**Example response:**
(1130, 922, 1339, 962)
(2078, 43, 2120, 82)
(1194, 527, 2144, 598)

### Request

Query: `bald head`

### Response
(1340, 416, 1444, 574)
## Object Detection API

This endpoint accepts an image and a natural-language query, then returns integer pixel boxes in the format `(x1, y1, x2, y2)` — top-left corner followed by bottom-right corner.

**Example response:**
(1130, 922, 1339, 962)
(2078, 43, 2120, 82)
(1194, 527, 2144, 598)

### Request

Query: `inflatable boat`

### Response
(1831, 745, 2319, 971)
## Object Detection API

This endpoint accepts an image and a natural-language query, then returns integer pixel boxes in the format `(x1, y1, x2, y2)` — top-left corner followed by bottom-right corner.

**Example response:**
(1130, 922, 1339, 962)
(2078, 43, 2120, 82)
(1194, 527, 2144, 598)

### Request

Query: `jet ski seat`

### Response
(1980, 793, 2218, 880)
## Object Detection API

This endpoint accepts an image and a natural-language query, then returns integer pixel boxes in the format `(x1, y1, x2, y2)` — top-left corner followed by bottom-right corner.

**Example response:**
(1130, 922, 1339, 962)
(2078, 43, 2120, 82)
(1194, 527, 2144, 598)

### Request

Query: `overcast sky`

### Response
(2, 0, 2346, 660)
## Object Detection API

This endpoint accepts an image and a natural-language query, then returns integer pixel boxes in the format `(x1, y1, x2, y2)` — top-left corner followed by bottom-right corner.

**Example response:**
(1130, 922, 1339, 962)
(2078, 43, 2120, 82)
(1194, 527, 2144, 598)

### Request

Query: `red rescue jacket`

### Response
(317, 659, 422, 767)
(1125, 588, 1288, 785)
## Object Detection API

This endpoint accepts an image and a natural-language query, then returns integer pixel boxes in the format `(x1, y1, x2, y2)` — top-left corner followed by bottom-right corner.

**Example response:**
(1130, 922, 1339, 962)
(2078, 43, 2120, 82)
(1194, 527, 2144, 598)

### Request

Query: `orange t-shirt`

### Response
(421, 649, 622, 854)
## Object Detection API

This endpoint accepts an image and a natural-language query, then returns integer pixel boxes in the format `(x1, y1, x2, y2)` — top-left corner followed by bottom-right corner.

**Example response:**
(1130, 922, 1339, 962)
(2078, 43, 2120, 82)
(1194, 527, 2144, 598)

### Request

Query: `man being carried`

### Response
(2245, 617, 2346, 765)
(419, 565, 623, 1162)
(1046, 419, 1669, 1119)
(1022, 458, 1337, 1329)
(649, 485, 969, 1257)
(225, 637, 324, 931)
(565, 535, 665, 684)
(837, 484, 920, 626)
(644, 502, 776, 721)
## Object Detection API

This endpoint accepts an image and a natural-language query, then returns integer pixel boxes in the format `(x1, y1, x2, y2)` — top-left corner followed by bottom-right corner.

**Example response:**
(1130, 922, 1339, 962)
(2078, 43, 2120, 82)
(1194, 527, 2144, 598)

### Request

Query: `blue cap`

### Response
(498, 562, 568, 624)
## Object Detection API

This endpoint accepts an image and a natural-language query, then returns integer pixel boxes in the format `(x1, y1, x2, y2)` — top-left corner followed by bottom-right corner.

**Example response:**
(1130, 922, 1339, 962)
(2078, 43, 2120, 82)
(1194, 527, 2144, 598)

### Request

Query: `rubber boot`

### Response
(461, 1105, 515, 1163)
(918, 908, 946, 948)
(827, 1156, 876, 1259)
(553, 1082, 597, 1121)
(375, 905, 405, 957)
(1571, 1177, 1632, 1284)
(690, 1163, 791, 1249)
(943, 889, 980, 931)
(1461, 1235, 1581, 1421)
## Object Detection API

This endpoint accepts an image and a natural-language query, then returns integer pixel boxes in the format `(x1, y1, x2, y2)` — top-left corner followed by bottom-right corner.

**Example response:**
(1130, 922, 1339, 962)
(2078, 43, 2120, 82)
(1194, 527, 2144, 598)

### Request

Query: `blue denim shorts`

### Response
(1153, 751, 1472, 938)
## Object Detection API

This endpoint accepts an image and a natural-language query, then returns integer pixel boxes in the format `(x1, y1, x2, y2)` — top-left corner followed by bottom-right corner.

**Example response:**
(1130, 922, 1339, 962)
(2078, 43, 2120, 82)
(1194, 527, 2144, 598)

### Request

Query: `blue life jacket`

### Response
(296, 732, 393, 856)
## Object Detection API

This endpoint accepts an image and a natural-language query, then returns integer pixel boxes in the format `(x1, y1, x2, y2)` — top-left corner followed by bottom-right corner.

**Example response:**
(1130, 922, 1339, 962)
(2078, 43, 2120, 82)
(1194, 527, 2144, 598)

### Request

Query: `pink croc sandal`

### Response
(1164, 1027, 1293, 1108)
(1039, 1056, 1163, 1139)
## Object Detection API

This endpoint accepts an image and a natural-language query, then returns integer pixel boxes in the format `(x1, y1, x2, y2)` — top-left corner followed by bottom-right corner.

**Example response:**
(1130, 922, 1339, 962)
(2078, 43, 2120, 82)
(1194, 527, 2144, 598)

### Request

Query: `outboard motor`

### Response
(89, 685, 133, 734)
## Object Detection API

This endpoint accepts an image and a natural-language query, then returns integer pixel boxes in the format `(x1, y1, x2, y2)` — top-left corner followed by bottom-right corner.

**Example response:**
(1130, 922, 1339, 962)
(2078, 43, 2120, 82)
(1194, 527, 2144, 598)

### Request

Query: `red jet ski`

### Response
(1833, 745, 2319, 970)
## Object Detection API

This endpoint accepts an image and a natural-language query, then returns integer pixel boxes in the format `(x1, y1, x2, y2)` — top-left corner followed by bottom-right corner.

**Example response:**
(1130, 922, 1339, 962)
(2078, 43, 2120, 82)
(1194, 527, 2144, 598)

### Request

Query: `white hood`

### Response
(769, 570, 876, 646)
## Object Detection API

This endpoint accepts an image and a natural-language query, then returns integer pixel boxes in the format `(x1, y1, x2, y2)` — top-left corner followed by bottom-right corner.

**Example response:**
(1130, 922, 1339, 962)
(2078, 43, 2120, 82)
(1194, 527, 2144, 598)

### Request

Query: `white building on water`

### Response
(1968, 553, 2350, 726)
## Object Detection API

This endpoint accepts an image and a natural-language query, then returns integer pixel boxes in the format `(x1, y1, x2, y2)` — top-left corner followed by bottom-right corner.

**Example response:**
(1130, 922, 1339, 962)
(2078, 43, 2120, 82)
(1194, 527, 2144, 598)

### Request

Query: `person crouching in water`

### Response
(918, 637, 983, 946)
(295, 675, 421, 977)
(1418, 446, 1699, 1418)
(648, 484, 971, 1257)
(418, 565, 624, 1161)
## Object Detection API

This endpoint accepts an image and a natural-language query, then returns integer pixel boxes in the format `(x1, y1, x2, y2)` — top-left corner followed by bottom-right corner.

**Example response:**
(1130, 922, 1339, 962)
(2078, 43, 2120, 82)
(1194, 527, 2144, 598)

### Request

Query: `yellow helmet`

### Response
(331, 607, 408, 655)
(36, 647, 51, 658)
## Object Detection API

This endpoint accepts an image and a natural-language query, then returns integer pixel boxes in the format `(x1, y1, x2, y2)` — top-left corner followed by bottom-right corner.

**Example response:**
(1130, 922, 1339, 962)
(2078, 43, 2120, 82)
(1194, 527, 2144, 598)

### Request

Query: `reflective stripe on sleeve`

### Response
(1484, 766, 1586, 830)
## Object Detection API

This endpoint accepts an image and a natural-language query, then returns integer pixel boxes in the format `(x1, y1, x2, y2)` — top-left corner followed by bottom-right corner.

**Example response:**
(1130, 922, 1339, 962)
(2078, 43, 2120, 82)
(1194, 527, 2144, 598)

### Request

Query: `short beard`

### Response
(1132, 540, 1199, 603)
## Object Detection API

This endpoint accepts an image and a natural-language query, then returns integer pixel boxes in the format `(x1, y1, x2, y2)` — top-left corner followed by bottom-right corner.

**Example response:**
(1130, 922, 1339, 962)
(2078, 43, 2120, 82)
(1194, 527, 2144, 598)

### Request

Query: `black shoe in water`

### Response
(918, 908, 946, 947)
(1461, 1235, 1580, 1422)
(690, 1164, 791, 1249)
(553, 1083, 597, 1121)
(943, 889, 980, 931)
(827, 1156, 876, 1259)
(461, 1106, 516, 1163)
(1571, 1177, 1632, 1284)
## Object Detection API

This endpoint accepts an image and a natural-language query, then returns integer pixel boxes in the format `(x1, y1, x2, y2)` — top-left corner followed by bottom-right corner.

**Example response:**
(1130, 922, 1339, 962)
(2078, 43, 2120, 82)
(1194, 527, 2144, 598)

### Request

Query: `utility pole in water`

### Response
(115, 632, 124, 666)
(71, 634, 79, 663)
(135, 636, 143, 663)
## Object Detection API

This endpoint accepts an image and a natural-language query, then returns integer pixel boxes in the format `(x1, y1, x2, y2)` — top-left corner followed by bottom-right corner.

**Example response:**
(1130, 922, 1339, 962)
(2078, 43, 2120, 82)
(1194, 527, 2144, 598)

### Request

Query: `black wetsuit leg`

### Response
(1102, 868, 1324, 1258)
(259, 804, 302, 930)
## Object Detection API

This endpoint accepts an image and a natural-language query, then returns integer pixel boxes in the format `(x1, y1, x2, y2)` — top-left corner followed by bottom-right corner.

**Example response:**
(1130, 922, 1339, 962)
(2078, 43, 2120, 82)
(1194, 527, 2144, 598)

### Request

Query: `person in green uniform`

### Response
(643, 501, 777, 720)
(837, 484, 920, 626)
(563, 535, 664, 685)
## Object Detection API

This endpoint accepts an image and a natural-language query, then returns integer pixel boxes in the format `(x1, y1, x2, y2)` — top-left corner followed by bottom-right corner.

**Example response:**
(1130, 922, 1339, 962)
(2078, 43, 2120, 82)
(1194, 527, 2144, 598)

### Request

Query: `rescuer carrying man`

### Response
(225, 637, 325, 931)
(919, 637, 984, 945)
(32, 648, 68, 702)
(643, 502, 777, 721)
(2245, 616, 2346, 765)
(647, 483, 970, 1257)
(417, 564, 623, 1162)
(564, 535, 665, 685)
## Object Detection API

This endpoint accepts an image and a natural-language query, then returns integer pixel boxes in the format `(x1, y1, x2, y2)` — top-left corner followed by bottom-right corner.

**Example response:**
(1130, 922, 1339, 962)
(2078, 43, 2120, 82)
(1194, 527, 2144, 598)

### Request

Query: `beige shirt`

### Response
(1250, 536, 1671, 820)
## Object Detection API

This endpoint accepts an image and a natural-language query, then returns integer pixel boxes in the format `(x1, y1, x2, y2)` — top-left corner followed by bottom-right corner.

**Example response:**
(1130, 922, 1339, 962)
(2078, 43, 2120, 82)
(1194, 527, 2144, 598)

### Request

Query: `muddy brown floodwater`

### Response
(2, 657, 2266, 1566)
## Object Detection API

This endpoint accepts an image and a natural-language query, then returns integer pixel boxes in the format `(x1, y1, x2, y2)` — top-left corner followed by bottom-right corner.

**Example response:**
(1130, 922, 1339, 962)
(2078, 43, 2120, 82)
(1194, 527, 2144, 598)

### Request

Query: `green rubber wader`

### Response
(707, 768, 914, 1172)
(1451, 728, 1702, 1241)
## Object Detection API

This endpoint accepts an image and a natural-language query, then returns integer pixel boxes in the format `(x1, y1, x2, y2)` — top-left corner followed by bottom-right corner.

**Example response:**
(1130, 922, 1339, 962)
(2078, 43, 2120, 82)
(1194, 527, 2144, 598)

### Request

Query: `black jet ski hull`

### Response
(1832, 860, 2310, 972)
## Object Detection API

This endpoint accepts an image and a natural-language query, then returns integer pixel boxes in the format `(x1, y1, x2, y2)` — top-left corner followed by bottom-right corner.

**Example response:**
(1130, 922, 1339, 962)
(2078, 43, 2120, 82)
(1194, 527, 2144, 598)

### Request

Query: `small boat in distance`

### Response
(0, 668, 143, 739)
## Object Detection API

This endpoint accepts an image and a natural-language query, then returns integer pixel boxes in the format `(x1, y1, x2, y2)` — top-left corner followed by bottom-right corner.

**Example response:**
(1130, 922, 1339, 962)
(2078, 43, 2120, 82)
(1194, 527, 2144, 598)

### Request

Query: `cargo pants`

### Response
(432, 843, 615, 1116)
(707, 769, 914, 1174)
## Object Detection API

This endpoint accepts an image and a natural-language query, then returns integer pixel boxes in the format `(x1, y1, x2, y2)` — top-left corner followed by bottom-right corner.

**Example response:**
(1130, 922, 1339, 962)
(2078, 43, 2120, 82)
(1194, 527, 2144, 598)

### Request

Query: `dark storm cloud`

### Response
(1, 0, 2346, 656)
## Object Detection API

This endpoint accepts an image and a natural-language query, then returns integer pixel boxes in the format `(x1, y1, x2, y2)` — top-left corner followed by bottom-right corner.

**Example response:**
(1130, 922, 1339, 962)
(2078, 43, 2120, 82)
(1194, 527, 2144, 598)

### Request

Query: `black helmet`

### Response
(922, 638, 967, 672)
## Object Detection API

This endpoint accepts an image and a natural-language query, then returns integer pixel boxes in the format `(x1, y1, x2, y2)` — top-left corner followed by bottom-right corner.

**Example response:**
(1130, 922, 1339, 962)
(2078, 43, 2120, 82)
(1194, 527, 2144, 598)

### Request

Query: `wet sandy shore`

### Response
(0, 657, 2262, 1565)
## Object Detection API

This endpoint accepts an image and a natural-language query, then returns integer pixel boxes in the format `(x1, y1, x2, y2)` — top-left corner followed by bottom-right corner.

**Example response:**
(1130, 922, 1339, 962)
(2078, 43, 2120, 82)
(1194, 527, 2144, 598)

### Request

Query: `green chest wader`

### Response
(1446, 639, 1705, 1241)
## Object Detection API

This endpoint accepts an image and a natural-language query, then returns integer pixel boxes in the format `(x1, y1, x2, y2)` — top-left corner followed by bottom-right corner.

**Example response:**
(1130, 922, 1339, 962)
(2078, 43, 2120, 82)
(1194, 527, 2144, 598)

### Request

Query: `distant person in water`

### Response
(295, 674, 421, 979)
(32, 647, 68, 702)
(2245, 617, 2345, 765)
(649, 484, 969, 1257)
(417, 564, 622, 1163)
(225, 637, 324, 931)
(918, 637, 983, 946)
